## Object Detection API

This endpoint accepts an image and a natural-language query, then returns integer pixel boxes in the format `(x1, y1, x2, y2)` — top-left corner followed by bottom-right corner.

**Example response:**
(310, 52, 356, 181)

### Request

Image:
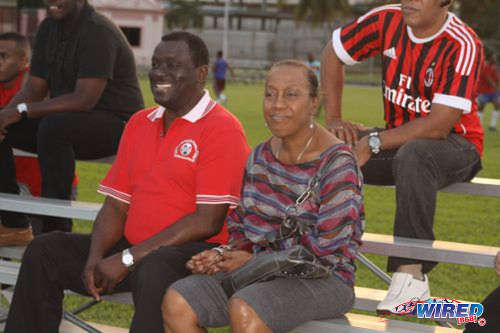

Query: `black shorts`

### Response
(215, 78, 226, 91)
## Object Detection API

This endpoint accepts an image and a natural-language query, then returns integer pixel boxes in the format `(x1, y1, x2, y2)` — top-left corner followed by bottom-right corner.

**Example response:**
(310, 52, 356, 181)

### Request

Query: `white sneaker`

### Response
(376, 272, 430, 315)
(220, 94, 228, 104)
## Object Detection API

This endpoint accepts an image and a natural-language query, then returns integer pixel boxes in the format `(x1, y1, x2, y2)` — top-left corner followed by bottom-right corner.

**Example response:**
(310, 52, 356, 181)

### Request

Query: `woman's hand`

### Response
(186, 249, 223, 274)
(216, 250, 253, 272)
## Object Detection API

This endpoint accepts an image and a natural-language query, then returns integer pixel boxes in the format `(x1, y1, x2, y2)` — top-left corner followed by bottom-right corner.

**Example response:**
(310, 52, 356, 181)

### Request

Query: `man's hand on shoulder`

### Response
(328, 118, 367, 146)
(0, 108, 22, 141)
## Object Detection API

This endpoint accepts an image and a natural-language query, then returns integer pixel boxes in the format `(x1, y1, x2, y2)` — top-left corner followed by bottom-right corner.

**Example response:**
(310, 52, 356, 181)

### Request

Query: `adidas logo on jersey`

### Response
(383, 47, 397, 60)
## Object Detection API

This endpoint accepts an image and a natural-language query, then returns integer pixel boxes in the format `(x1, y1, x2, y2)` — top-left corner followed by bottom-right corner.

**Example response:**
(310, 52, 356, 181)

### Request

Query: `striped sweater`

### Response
(228, 140, 365, 286)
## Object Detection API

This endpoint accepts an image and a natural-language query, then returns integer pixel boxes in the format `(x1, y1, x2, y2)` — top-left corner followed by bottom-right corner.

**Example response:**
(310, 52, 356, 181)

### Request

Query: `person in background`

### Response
(0, 32, 32, 242)
(162, 60, 364, 333)
(477, 48, 499, 131)
(321, 0, 483, 314)
(0, 32, 78, 237)
(0, 0, 144, 239)
(0, 32, 29, 109)
(307, 52, 321, 79)
(213, 50, 234, 105)
(4, 31, 250, 333)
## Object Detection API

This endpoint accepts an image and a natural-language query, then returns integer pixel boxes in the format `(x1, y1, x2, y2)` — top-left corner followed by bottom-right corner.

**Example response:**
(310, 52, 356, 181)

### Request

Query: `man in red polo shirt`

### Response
(5, 32, 251, 333)
(0, 32, 34, 244)
(0, 32, 78, 241)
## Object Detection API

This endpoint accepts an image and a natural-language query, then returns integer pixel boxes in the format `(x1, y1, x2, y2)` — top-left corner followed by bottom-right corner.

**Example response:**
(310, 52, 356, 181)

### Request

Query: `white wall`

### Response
(97, 9, 164, 66)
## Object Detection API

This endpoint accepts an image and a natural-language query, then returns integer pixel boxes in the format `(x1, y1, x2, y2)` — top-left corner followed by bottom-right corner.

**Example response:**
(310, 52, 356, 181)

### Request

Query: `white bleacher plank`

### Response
(59, 320, 128, 333)
(440, 177, 500, 197)
(0, 245, 25, 260)
(354, 287, 385, 312)
(0, 314, 128, 333)
(0, 192, 101, 220)
(0, 260, 20, 285)
(13, 148, 115, 164)
(353, 287, 460, 325)
(295, 313, 461, 333)
(12, 148, 37, 158)
(367, 177, 500, 197)
(360, 232, 499, 268)
(0, 320, 128, 333)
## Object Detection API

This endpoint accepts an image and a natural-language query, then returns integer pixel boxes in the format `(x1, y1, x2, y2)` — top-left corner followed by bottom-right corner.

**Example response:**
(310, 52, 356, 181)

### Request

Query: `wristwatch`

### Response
(16, 103, 28, 121)
(121, 248, 135, 269)
(368, 132, 381, 154)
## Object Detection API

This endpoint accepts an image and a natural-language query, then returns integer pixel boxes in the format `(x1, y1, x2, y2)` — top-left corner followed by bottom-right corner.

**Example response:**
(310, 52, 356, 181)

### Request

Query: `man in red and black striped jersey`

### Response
(321, 0, 484, 314)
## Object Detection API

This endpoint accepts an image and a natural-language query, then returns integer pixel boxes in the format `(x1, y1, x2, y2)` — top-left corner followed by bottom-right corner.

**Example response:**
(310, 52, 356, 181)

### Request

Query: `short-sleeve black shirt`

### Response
(30, 4, 144, 119)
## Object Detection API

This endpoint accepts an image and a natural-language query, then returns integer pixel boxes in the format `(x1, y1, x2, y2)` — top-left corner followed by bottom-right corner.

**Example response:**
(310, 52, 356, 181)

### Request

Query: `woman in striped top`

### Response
(163, 60, 365, 333)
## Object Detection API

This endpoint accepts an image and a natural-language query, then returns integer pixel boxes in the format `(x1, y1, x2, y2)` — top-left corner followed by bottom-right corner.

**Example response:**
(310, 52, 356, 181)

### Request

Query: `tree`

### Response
(293, 0, 353, 27)
(455, 0, 500, 41)
(165, 0, 203, 30)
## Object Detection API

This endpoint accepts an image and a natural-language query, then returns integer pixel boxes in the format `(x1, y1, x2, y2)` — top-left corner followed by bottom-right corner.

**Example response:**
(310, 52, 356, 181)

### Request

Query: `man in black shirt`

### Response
(0, 0, 144, 241)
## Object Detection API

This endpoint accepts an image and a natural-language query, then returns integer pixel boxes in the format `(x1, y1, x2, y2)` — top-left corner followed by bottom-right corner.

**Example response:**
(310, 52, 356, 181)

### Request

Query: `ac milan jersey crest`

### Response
(424, 67, 434, 88)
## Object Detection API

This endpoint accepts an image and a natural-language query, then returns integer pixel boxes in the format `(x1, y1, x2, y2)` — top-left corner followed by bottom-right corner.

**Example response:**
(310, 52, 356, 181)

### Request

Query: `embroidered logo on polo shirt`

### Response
(174, 139, 199, 163)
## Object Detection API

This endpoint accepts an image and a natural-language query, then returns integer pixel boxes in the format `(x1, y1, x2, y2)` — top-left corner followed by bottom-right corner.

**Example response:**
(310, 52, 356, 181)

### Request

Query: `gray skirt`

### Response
(170, 272, 354, 333)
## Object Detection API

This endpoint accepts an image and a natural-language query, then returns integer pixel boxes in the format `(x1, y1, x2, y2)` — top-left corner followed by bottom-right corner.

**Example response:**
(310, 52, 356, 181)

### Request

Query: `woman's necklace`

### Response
(276, 124, 316, 164)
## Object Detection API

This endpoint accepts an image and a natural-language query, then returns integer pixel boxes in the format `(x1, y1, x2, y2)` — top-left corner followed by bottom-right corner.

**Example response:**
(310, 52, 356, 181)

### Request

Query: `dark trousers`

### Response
(0, 112, 125, 232)
(464, 287, 500, 333)
(5, 231, 217, 333)
(361, 133, 482, 273)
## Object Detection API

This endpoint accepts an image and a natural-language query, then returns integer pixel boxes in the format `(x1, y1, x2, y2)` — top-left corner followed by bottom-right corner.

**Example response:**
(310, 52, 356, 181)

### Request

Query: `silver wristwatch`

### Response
(368, 132, 381, 154)
(121, 248, 135, 269)
(16, 103, 28, 121)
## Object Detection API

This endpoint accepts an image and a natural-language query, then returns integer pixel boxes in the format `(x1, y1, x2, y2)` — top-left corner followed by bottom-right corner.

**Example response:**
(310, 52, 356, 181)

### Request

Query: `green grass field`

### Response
(67, 80, 499, 330)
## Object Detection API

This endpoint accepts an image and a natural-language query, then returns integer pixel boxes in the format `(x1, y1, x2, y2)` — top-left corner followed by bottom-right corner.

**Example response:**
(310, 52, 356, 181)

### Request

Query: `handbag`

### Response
(220, 245, 331, 297)
(219, 152, 350, 297)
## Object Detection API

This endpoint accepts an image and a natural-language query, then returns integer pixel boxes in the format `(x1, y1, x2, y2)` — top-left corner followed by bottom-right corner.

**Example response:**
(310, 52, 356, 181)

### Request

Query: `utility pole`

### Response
(223, 0, 230, 58)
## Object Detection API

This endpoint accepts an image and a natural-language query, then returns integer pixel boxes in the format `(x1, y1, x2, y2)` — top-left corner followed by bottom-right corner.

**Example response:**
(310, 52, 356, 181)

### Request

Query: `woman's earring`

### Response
(309, 122, 314, 129)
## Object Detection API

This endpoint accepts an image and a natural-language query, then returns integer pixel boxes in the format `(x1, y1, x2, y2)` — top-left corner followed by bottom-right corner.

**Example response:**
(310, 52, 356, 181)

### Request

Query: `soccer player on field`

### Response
(477, 47, 499, 131)
(321, 0, 484, 314)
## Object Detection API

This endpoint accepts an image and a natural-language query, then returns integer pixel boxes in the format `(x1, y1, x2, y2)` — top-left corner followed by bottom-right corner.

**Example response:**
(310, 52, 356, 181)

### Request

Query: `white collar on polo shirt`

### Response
(147, 89, 216, 123)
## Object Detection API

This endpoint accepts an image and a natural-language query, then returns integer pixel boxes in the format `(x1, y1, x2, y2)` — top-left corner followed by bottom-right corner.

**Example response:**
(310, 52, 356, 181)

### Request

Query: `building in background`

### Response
(0, 0, 17, 33)
(90, 0, 165, 66)
(15, 0, 164, 66)
(162, 0, 365, 69)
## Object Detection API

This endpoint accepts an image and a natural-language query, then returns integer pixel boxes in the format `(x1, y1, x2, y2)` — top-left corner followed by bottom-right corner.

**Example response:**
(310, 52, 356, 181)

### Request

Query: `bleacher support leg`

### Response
(356, 253, 392, 285)
(72, 299, 101, 315)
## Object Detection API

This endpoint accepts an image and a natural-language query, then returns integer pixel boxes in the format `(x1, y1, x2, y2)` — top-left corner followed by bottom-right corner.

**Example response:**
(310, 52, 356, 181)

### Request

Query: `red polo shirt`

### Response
(0, 67, 28, 107)
(98, 91, 250, 245)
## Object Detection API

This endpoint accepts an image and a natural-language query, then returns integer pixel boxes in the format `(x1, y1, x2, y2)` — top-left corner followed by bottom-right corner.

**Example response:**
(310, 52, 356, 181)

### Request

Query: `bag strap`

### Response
(289, 150, 352, 215)
(275, 150, 356, 248)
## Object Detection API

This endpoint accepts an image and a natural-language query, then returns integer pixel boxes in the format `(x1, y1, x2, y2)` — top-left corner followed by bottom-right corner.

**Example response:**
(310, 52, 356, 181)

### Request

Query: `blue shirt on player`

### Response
(214, 58, 229, 80)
